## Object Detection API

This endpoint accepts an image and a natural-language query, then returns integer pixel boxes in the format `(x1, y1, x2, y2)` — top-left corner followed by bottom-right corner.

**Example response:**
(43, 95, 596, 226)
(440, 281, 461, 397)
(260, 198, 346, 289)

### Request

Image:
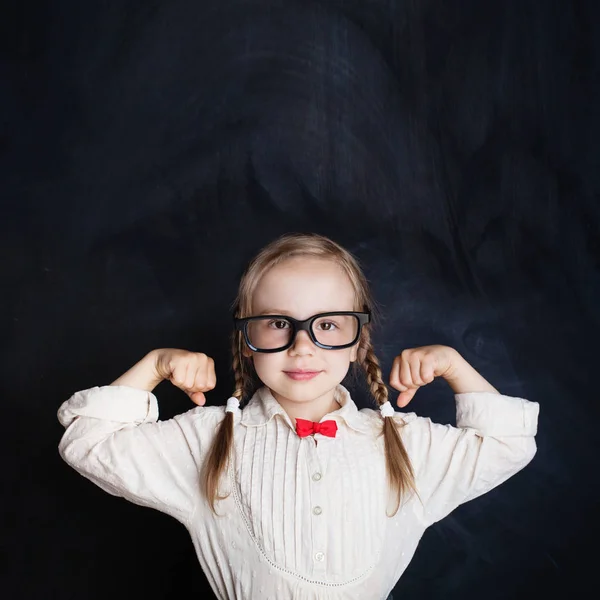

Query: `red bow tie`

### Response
(295, 418, 338, 438)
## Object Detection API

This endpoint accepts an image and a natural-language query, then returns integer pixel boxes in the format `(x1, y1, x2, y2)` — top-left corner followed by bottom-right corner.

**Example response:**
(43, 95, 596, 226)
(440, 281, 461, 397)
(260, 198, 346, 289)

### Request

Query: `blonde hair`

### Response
(203, 232, 417, 515)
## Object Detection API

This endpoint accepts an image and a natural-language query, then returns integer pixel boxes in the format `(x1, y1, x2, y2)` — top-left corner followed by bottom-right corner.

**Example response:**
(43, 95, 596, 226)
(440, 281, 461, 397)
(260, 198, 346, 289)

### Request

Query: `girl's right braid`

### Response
(204, 334, 249, 512)
(231, 337, 247, 401)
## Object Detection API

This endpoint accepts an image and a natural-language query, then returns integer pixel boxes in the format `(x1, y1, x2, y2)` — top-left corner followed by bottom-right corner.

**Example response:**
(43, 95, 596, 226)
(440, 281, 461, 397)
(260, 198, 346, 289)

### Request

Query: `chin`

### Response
(273, 379, 336, 403)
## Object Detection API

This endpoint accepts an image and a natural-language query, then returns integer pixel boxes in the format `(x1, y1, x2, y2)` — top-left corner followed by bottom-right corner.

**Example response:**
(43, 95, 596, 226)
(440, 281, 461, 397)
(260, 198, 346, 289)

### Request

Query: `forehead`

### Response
(252, 257, 356, 318)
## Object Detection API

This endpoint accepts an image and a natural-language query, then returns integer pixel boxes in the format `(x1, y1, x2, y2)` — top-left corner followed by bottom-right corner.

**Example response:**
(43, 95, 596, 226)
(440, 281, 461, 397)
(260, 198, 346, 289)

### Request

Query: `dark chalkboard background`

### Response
(3, 1, 599, 598)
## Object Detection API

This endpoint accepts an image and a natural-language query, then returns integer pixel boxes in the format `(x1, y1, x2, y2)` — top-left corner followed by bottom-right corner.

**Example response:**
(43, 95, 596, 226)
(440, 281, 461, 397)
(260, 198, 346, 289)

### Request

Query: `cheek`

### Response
(316, 349, 355, 379)
(252, 354, 280, 382)
(334, 350, 356, 372)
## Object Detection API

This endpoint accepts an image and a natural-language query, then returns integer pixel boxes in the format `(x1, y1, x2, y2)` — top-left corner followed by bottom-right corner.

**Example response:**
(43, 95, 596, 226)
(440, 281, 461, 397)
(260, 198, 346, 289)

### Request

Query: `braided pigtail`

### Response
(359, 332, 419, 516)
(203, 332, 254, 513)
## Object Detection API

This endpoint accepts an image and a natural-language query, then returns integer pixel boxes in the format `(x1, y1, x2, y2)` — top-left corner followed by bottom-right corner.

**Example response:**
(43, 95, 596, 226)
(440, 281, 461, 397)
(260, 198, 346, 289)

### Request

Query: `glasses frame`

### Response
(233, 311, 371, 353)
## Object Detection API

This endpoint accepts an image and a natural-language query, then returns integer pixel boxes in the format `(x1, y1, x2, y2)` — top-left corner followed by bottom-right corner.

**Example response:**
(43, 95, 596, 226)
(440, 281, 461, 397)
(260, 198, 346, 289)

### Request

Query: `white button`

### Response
(314, 552, 325, 562)
(313, 506, 322, 515)
(312, 472, 322, 481)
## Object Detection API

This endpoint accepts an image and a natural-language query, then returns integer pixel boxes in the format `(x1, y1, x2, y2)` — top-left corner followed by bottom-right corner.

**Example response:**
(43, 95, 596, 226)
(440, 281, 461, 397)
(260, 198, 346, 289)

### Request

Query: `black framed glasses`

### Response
(234, 311, 371, 353)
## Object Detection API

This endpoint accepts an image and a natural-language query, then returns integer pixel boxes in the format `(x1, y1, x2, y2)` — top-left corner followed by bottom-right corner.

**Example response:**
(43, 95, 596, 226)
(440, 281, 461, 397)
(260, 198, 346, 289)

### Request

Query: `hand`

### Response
(153, 348, 216, 406)
(389, 345, 460, 407)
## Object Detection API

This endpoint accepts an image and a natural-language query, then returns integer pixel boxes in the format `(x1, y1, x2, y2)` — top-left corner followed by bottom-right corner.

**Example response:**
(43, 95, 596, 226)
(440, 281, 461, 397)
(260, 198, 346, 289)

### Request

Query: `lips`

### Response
(284, 370, 322, 381)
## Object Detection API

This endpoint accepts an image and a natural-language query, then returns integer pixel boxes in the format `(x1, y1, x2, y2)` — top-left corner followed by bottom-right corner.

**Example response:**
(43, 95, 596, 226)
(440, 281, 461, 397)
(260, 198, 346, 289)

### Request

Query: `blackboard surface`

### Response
(3, 1, 599, 599)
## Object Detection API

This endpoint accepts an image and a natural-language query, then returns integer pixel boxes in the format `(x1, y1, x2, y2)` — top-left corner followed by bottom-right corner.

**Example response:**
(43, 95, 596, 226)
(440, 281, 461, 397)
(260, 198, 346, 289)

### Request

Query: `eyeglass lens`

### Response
(246, 315, 359, 350)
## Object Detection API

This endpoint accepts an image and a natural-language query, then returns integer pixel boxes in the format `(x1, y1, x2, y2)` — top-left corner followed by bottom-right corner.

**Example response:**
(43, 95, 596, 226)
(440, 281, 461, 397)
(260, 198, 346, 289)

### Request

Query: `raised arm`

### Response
(57, 349, 223, 525)
(109, 349, 165, 390)
(110, 348, 214, 405)
(390, 346, 539, 527)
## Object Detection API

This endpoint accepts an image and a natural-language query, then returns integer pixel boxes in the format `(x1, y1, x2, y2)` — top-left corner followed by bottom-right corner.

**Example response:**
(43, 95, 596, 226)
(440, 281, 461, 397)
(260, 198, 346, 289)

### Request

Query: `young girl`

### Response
(57, 232, 539, 600)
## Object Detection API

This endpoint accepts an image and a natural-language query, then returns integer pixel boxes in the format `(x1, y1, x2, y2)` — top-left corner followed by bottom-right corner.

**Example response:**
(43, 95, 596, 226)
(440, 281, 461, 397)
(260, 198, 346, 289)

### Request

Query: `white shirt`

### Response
(57, 384, 539, 600)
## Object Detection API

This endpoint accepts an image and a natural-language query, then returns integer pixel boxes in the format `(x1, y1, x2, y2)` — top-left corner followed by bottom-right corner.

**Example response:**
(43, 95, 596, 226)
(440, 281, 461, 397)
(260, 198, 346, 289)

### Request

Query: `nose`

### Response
(289, 329, 315, 355)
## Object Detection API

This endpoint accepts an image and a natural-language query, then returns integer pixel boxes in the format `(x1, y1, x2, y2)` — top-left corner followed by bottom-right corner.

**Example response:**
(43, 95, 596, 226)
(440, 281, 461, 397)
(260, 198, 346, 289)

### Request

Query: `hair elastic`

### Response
(379, 401, 396, 418)
(226, 397, 241, 414)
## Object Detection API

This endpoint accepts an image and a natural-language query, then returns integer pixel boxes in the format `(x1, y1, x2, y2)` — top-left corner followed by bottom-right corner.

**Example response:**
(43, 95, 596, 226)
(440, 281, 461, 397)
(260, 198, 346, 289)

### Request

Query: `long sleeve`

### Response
(57, 385, 225, 524)
(399, 391, 540, 527)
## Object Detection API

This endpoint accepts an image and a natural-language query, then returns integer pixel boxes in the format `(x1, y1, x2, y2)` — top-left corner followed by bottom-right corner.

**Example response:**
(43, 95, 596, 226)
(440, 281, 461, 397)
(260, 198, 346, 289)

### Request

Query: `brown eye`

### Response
(269, 320, 290, 330)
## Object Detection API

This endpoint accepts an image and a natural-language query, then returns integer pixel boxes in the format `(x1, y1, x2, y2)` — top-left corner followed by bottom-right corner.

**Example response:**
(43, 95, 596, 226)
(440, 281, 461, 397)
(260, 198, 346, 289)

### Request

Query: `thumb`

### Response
(396, 388, 416, 408)
(189, 391, 206, 406)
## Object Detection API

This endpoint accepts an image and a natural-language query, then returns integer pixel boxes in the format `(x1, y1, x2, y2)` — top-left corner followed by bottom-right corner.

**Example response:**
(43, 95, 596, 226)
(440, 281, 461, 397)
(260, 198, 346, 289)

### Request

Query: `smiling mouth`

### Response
(284, 371, 322, 380)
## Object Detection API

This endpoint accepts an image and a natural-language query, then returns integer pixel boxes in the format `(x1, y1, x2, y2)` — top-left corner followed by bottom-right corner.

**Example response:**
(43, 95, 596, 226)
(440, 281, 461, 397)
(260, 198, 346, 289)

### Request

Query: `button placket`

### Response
(306, 437, 327, 574)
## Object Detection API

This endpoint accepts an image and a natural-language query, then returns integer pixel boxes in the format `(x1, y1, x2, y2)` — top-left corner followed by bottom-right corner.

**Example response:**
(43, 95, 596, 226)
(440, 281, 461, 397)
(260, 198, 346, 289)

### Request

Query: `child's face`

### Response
(248, 257, 359, 406)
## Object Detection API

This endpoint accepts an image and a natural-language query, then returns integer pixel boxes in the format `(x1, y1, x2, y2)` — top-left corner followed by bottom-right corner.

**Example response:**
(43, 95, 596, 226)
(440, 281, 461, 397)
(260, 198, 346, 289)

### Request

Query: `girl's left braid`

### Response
(358, 332, 418, 515)
(360, 338, 389, 408)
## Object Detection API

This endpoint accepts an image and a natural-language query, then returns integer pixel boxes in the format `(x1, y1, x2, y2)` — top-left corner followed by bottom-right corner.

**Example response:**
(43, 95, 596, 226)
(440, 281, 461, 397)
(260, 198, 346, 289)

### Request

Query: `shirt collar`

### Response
(240, 384, 371, 435)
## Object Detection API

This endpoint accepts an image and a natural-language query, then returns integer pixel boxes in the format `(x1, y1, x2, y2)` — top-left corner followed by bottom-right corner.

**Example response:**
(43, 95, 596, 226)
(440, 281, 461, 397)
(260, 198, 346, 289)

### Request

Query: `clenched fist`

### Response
(153, 348, 216, 406)
(389, 345, 459, 407)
